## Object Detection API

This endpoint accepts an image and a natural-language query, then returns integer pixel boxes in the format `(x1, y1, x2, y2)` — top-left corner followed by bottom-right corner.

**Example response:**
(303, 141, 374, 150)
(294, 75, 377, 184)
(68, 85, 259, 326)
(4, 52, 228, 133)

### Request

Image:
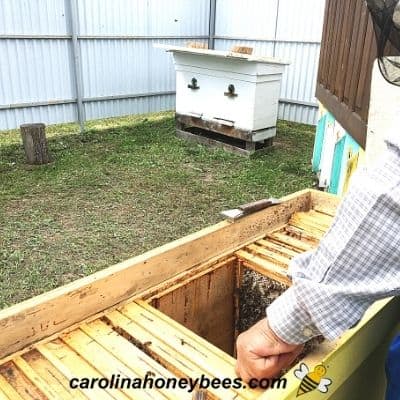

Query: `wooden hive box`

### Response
(0, 189, 398, 399)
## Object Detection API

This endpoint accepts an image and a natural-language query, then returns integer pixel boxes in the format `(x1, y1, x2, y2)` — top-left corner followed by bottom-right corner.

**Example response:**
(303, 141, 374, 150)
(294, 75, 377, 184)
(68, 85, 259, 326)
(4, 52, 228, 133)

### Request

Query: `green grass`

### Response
(0, 112, 315, 309)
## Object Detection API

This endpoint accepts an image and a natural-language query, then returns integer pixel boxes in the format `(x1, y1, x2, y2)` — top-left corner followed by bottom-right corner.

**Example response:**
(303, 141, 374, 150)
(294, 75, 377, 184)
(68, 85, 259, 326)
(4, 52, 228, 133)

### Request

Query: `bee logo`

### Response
(294, 363, 332, 397)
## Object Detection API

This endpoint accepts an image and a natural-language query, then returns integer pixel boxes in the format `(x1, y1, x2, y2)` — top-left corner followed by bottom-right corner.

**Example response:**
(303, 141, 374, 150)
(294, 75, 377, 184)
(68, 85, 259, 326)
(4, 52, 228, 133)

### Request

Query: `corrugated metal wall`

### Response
(0, 0, 325, 131)
(214, 0, 325, 125)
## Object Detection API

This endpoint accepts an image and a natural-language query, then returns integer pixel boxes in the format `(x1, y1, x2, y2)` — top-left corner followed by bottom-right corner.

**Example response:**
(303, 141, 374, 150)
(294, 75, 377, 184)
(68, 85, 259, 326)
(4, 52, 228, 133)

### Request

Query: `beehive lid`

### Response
(156, 44, 290, 65)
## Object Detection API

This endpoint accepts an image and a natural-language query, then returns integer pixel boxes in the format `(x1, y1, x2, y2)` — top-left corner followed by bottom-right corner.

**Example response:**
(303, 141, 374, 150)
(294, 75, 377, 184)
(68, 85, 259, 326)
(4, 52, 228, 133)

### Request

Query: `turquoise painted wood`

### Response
(329, 134, 361, 195)
(313, 109, 362, 195)
(329, 135, 346, 194)
(312, 112, 327, 172)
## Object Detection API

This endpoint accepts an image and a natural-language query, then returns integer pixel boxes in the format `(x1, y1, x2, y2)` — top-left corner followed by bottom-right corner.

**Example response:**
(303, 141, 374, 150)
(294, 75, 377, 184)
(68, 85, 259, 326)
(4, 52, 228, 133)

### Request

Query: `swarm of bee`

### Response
(238, 269, 323, 362)
(238, 269, 287, 332)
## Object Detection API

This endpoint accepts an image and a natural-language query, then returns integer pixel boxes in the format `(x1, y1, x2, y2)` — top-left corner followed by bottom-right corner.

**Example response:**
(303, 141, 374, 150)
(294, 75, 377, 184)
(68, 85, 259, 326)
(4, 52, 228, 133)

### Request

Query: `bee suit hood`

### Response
(366, 0, 400, 85)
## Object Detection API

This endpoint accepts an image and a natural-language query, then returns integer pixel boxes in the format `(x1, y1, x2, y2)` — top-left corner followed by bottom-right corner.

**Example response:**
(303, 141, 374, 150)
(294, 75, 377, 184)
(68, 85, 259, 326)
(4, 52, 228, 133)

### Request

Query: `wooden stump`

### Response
(20, 123, 52, 165)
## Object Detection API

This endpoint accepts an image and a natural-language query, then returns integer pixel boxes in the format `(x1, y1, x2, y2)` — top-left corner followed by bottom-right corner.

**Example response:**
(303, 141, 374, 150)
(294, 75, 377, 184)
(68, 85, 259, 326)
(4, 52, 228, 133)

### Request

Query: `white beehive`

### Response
(159, 45, 289, 142)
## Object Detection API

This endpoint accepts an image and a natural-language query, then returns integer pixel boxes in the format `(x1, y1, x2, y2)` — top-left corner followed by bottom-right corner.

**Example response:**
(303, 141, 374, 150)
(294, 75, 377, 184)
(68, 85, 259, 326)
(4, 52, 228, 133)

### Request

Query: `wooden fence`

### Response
(316, 0, 398, 148)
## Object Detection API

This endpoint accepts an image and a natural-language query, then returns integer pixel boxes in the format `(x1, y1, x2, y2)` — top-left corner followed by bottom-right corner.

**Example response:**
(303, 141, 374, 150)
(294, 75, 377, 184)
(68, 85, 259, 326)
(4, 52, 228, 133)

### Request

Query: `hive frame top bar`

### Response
(155, 44, 290, 65)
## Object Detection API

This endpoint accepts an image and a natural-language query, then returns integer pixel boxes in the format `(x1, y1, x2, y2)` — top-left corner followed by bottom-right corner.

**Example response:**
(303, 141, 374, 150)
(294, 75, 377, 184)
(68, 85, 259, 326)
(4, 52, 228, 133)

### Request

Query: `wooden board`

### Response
(236, 209, 334, 285)
(80, 320, 190, 399)
(176, 128, 253, 156)
(0, 371, 28, 400)
(111, 300, 261, 400)
(0, 361, 48, 400)
(236, 250, 291, 286)
(310, 189, 341, 214)
(151, 260, 237, 355)
(315, 0, 399, 147)
(22, 350, 87, 400)
(37, 340, 123, 400)
(177, 113, 254, 141)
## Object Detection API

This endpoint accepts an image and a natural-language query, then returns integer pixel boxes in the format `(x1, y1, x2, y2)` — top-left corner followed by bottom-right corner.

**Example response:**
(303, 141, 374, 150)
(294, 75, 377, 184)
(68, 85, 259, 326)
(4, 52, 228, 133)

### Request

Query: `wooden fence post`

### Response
(20, 123, 52, 165)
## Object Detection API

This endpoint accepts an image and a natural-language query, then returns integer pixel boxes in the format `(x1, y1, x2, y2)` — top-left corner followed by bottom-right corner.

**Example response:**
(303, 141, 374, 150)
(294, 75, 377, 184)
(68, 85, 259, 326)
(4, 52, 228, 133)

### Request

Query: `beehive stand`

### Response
(176, 113, 275, 156)
(0, 191, 340, 399)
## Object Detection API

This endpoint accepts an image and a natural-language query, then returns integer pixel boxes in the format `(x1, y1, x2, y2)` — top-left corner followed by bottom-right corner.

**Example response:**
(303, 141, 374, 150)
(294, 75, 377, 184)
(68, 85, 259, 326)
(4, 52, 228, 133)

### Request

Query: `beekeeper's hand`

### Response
(235, 319, 304, 382)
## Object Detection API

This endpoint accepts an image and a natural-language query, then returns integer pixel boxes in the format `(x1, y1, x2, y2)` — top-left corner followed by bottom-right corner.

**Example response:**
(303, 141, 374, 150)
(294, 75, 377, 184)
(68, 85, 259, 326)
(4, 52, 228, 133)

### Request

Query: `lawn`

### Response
(0, 112, 315, 309)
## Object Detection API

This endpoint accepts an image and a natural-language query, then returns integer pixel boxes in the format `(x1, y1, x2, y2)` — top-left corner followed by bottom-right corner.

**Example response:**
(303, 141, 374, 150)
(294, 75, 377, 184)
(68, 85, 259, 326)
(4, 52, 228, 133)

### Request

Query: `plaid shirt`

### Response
(267, 130, 400, 344)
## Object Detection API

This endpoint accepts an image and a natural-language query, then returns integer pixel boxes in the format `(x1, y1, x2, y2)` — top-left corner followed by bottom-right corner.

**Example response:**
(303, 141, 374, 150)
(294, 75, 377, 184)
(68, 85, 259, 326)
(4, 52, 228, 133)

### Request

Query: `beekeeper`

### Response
(235, 1, 400, 399)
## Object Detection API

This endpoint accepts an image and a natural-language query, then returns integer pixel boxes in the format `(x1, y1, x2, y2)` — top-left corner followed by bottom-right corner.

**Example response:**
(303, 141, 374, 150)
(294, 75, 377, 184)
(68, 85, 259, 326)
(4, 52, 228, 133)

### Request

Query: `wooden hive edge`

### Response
(0, 189, 315, 360)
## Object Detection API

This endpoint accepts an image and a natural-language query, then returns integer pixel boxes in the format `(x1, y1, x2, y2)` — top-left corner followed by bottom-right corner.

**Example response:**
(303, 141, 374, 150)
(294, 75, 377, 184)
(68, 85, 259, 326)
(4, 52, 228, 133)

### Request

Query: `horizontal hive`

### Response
(0, 207, 335, 399)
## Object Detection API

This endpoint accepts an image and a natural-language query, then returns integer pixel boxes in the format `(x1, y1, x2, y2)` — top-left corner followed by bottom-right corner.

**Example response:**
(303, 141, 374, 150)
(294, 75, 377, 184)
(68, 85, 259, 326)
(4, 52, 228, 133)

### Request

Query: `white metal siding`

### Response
(215, 0, 279, 39)
(214, 0, 325, 125)
(85, 94, 175, 121)
(1, 39, 74, 104)
(77, 0, 210, 36)
(0, 0, 69, 35)
(0, 0, 325, 130)
(276, 0, 325, 42)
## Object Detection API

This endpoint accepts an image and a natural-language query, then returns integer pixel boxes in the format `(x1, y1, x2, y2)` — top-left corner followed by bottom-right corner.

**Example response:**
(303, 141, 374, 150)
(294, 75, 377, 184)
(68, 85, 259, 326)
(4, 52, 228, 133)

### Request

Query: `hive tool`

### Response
(221, 198, 282, 221)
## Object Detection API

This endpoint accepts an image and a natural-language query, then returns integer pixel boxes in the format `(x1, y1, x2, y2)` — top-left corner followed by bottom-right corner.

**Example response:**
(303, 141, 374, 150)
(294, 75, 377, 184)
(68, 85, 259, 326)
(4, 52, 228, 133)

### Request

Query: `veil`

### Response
(366, 0, 400, 86)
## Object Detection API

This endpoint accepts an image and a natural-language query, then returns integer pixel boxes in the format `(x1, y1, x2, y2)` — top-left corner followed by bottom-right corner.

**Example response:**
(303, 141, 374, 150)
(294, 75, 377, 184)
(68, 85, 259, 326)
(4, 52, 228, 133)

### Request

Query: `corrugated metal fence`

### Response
(0, 0, 325, 131)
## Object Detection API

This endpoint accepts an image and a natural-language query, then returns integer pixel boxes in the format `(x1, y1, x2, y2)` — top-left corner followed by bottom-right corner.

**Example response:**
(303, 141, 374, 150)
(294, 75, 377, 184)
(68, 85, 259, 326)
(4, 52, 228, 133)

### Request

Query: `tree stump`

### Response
(20, 123, 52, 165)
